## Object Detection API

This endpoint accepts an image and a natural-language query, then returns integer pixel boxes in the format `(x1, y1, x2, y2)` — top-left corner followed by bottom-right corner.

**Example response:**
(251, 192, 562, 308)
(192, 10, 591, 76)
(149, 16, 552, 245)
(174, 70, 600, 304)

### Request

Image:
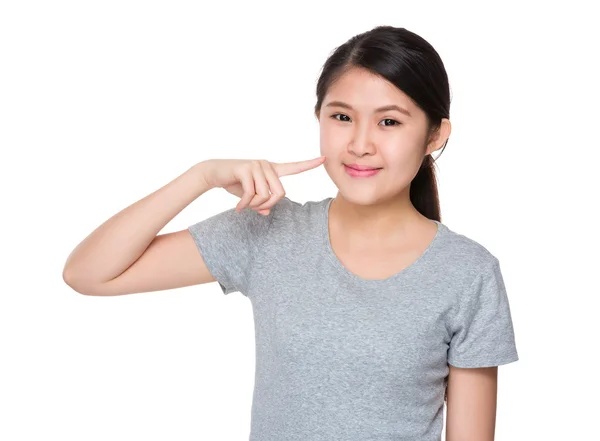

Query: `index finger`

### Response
(273, 156, 327, 177)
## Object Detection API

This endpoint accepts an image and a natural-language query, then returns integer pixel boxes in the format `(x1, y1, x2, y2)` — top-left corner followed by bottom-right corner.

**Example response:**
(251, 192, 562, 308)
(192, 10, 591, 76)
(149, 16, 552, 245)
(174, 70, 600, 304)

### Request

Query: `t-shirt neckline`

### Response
(320, 197, 446, 286)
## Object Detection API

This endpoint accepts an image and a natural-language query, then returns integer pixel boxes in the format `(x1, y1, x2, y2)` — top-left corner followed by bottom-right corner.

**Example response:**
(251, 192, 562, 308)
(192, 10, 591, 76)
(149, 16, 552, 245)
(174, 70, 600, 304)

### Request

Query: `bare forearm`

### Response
(63, 162, 212, 286)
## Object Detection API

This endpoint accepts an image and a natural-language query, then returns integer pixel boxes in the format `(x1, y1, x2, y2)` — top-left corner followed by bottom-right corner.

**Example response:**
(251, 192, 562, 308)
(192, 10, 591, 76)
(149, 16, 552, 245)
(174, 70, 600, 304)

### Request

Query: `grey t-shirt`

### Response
(188, 196, 519, 441)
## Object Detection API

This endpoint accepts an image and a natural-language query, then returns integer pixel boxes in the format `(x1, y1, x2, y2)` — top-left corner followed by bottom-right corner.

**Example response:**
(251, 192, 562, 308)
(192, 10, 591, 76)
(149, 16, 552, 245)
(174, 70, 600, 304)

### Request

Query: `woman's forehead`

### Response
(324, 68, 416, 112)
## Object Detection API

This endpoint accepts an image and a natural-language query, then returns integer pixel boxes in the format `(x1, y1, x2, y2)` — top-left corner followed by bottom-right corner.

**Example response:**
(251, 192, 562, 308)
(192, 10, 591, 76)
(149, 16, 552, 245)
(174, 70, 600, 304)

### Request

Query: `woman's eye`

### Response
(330, 114, 400, 127)
(380, 118, 400, 127)
(331, 113, 351, 122)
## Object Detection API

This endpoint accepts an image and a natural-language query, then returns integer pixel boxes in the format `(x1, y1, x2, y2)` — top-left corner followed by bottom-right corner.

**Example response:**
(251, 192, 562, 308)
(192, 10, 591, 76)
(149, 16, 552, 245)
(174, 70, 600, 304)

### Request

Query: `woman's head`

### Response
(314, 26, 451, 222)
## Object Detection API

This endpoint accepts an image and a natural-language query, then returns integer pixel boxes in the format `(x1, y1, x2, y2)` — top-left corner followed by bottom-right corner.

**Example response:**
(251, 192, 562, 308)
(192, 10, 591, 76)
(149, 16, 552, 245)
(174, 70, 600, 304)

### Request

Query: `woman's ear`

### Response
(426, 118, 451, 155)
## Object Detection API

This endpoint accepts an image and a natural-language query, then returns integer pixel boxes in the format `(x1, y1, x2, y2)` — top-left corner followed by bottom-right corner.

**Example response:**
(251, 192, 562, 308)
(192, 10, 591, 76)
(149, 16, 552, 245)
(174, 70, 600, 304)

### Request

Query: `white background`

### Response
(1, 1, 598, 440)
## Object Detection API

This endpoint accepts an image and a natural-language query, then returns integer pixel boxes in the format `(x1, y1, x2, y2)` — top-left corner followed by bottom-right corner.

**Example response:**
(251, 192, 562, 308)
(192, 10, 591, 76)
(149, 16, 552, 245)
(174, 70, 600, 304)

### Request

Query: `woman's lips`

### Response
(344, 164, 382, 177)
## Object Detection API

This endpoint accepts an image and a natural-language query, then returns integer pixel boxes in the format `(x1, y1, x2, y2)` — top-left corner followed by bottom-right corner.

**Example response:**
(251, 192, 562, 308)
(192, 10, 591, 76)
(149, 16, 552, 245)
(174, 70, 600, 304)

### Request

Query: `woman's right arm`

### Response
(62, 162, 217, 296)
(62, 155, 325, 296)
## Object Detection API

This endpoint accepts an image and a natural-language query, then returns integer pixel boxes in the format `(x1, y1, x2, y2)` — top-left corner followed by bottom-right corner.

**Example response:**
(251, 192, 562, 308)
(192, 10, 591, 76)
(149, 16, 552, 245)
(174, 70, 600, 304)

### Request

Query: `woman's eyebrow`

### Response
(324, 100, 411, 117)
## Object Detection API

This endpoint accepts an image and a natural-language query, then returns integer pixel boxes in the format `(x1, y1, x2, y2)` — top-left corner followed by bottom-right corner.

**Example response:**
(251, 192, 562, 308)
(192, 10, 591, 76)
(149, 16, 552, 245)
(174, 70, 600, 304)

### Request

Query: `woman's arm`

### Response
(62, 162, 215, 295)
(445, 365, 498, 441)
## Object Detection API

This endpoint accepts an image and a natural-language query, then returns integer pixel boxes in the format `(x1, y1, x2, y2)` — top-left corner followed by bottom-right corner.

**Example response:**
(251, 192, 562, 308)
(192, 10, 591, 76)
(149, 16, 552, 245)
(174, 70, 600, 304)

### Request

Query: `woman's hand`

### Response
(199, 156, 326, 215)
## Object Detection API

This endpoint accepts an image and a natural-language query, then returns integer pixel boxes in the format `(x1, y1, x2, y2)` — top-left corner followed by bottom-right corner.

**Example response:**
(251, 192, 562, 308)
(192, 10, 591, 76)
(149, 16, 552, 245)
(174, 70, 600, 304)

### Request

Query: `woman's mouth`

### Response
(344, 164, 382, 178)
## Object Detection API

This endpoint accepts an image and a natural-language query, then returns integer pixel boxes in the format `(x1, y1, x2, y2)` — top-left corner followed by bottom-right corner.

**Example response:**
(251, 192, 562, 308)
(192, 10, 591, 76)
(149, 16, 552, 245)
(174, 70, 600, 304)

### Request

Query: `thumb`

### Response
(273, 156, 326, 177)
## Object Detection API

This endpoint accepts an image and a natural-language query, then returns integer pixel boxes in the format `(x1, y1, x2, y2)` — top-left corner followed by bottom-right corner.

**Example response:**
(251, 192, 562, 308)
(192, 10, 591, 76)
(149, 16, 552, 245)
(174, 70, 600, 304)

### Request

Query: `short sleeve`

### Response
(187, 206, 274, 295)
(447, 258, 519, 368)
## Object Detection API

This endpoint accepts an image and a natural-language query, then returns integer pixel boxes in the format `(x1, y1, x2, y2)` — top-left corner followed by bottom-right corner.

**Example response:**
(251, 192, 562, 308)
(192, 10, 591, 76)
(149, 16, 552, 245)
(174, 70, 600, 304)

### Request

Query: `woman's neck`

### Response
(330, 192, 427, 245)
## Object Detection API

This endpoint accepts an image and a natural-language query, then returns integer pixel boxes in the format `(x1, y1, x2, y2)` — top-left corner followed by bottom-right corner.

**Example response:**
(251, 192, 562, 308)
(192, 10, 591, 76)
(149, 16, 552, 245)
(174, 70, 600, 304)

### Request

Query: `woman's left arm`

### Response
(445, 365, 498, 441)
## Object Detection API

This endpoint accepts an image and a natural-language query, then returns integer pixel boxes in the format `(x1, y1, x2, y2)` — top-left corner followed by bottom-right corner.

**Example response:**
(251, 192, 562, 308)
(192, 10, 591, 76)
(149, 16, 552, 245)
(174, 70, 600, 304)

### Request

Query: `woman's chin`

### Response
(334, 189, 384, 207)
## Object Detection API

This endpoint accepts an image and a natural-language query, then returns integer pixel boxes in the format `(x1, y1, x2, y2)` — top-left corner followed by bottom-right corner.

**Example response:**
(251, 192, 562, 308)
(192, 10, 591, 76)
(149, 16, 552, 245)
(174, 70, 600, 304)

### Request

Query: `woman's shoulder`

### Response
(436, 221, 501, 270)
(275, 195, 330, 209)
(265, 196, 330, 239)
(271, 196, 330, 219)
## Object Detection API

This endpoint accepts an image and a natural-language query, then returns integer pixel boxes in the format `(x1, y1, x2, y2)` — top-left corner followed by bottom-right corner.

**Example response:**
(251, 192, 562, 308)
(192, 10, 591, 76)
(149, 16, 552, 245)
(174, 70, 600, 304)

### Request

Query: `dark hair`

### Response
(314, 26, 451, 222)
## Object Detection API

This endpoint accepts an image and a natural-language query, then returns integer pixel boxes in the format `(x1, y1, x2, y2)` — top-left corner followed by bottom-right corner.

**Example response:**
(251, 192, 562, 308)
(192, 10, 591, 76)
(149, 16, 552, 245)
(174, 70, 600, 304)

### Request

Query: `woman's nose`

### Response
(348, 124, 376, 156)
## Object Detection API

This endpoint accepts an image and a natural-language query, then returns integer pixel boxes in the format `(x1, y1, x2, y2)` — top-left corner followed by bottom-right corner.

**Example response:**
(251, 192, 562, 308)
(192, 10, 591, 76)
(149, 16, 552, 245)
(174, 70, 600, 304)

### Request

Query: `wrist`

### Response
(189, 160, 214, 193)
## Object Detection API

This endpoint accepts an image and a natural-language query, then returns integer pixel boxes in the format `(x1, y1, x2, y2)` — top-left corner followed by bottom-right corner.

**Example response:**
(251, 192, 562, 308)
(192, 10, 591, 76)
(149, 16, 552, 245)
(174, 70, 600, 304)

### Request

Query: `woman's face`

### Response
(317, 67, 440, 206)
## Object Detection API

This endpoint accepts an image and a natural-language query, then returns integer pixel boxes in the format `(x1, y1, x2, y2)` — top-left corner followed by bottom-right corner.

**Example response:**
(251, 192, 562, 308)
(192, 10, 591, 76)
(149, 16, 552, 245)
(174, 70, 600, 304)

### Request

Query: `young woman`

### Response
(63, 25, 519, 441)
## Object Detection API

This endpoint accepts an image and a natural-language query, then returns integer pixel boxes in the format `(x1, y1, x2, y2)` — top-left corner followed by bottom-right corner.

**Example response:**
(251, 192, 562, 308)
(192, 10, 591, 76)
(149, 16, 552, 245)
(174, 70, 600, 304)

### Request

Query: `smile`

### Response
(344, 165, 382, 177)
